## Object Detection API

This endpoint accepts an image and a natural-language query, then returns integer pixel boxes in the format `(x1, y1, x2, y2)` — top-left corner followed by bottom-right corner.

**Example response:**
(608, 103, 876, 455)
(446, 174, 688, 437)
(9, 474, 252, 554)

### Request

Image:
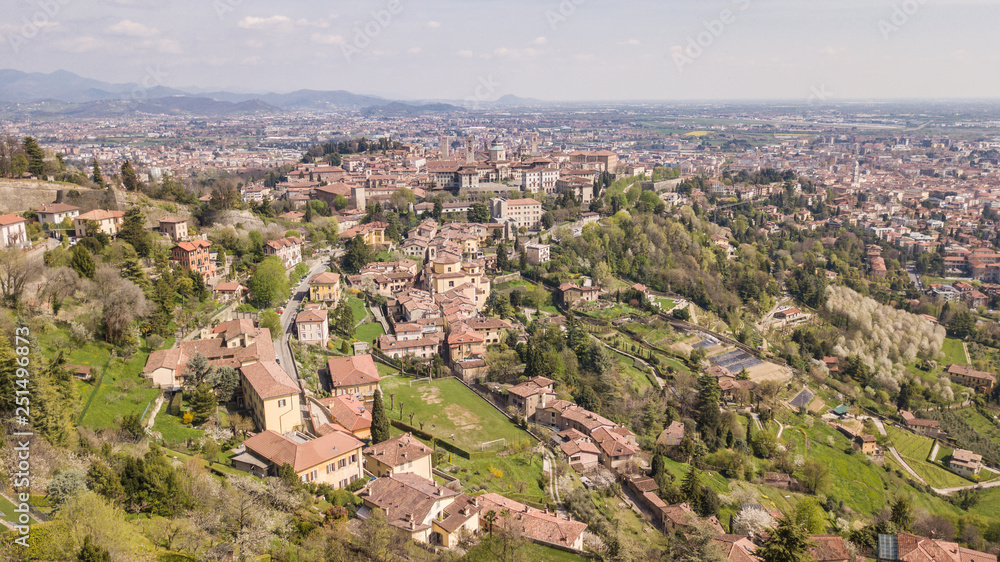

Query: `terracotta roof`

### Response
(0, 214, 26, 226)
(243, 429, 362, 472)
(476, 493, 587, 548)
(76, 209, 124, 221)
(310, 272, 341, 284)
(808, 535, 852, 561)
(360, 473, 459, 533)
(328, 355, 380, 388)
(241, 361, 300, 400)
(363, 433, 432, 467)
(320, 394, 372, 433)
(714, 535, 761, 562)
(34, 203, 80, 214)
(295, 309, 327, 323)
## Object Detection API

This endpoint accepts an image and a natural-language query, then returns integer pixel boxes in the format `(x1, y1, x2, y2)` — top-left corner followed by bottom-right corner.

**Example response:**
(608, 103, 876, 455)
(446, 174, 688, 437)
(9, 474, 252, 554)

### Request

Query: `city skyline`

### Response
(2, 0, 999, 102)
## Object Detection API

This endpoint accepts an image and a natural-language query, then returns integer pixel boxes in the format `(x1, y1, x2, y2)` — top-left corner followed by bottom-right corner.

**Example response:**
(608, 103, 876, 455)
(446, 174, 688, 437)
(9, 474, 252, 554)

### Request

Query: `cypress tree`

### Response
(91, 159, 105, 187)
(22, 136, 44, 177)
(370, 389, 391, 444)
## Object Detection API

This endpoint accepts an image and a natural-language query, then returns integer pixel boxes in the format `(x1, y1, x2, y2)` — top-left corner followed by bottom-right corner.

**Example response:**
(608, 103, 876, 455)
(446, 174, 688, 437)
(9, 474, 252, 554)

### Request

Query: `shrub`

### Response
(168, 392, 183, 416)
(182, 411, 194, 424)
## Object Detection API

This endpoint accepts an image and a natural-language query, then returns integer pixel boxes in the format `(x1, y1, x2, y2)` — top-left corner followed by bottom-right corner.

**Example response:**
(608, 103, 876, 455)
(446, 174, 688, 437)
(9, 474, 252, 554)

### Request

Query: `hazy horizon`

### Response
(2, 0, 999, 103)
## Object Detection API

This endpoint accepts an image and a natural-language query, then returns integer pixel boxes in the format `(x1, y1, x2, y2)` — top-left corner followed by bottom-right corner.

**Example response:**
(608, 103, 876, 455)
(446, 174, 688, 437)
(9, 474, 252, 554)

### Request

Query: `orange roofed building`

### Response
(171, 239, 216, 279)
(327, 354, 381, 405)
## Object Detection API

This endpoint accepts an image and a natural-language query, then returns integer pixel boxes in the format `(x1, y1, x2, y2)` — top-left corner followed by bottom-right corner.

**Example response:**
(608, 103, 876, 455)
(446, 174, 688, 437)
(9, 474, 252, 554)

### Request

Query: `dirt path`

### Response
(145, 394, 165, 431)
(963, 341, 972, 364)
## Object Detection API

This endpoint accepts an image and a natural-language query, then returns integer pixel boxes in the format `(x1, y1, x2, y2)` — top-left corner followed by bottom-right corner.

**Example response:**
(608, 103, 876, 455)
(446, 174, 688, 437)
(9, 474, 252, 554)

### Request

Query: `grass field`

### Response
(355, 322, 385, 344)
(886, 426, 971, 488)
(78, 349, 161, 430)
(522, 542, 587, 561)
(151, 403, 205, 446)
(780, 419, 886, 515)
(941, 338, 968, 365)
(444, 453, 548, 506)
(614, 354, 654, 392)
(347, 296, 368, 324)
(956, 408, 1000, 442)
(379, 376, 534, 452)
(0, 494, 37, 525)
(654, 297, 676, 310)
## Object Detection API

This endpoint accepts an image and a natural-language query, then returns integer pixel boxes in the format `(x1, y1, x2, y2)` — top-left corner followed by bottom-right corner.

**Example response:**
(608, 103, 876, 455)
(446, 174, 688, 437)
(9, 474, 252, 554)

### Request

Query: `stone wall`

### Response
(0, 180, 126, 214)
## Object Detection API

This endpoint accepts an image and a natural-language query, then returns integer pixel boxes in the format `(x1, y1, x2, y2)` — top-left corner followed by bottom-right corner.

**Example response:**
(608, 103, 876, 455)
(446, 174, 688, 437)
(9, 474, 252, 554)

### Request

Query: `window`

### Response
(278, 399, 287, 407)
(350, 454, 357, 463)
(327, 463, 335, 473)
(339, 458, 347, 469)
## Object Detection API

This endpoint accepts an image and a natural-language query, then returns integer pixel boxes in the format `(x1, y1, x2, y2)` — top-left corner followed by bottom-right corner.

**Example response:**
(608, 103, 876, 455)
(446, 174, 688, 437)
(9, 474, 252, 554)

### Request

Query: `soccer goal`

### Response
(408, 376, 432, 387)
(480, 438, 506, 452)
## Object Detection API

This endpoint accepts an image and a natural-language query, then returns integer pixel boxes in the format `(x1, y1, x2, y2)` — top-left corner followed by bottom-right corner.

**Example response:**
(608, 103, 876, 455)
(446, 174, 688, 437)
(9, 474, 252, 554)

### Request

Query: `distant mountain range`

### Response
(0, 69, 549, 117)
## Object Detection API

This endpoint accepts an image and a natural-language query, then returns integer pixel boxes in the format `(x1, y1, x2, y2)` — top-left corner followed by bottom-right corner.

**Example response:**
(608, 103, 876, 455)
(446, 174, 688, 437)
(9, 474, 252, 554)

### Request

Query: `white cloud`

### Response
(243, 39, 265, 49)
(408, 47, 422, 54)
(427, 21, 441, 28)
(821, 46, 845, 56)
(619, 39, 640, 46)
(573, 53, 596, 62)
(237, 15, 292, 30)
(493, 47, 539, 59)
(296, 18, 329, 28)
(532, 36, 548, 46)
(457, 50, 473, 58)
(241, 56, 263, 65)
(56, 36, 105, 53)
(311, 33, 345, 45)
(108, 20, 159, 37)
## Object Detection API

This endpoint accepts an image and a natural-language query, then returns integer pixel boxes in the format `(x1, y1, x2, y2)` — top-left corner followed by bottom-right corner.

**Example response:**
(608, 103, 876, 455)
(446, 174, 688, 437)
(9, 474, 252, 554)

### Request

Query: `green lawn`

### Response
(521, 543, 587, 562)
(941, 338, 968, 365)
(347, 296, 368, 324)
(151, 403, 205, 447)
(79, 348, 161, 430)
(162, 448, 248, 478)
(886, 426, 971, 488)
(443, 453, 548, 506)
(355, 322, 385, 345)
(956, 408, 1000, 442)
(614, 353, 654, 392)
(781, 420, 886, 515)
(379, 376, 535, 452)
(654, 297, 676, 310)
(0, 493, 37, 525)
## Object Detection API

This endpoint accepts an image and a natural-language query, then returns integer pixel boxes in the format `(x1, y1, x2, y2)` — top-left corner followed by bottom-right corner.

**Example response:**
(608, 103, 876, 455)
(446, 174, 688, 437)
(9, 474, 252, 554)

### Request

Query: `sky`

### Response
(2, 0, 1000, 102)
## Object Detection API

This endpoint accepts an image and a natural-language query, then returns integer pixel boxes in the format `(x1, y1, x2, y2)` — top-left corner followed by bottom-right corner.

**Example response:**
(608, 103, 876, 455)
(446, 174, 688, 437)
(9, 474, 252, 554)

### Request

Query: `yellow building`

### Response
(233, 429, 364, 489)
(328, 354, 381, 405)
(340, 221, 388, 247)
(73, 209, 124, 237)
(363, 433, 434, 480)
(309, 272, 342, 305)
(240, 361, 302, 433)
(428, 254, 491, 310)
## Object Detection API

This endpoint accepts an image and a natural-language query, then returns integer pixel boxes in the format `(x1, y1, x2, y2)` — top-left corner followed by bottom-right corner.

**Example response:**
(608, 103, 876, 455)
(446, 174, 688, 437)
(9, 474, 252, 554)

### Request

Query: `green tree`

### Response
(77, 535, 111, 562)
(799, 458, 831, 495)
(46, 470, 87, 510)
(259, 309, 282, 339)
(71, 245, 96, 279)
(182, 352, 215, 390)
(576, 386, 602, 413)
(696, 375, 722, 448)
(304, 200, 313, 223)
(188, 384, 217, 425)
(370, 389, 391, 444)
(119, 412, 144, 442)
(120, 160, 140, 191)
(22, 136, 44, 177)
(118, 207, 151, 257)
(341, 235, 373, 274)
(889, 496, 913, 532)
(248, 256, 289, 307)
(757, 516, 813, 562)
(469, 202, 490, 223)
(332, 299, 355, 339)
(949, 310, 976, 339)
(496, 242, 511, 272)
(91, 159, 105, 187)
(86, 461, 124, 504)
(793, 497, 827, 534)
(207, 366, 240, 402)
(682, 466, 702, 504)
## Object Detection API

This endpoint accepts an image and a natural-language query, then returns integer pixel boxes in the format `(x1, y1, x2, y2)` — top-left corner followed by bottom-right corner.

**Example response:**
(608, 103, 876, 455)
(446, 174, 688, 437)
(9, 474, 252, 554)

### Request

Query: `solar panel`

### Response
(878, 533, 898, 560)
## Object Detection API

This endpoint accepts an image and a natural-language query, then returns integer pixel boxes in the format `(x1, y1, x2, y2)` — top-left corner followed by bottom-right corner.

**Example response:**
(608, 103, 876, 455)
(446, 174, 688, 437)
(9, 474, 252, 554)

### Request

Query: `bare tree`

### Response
(43, 266, 80, 315)
(90, 269, 151, 344)
(0, 248, 42, 306)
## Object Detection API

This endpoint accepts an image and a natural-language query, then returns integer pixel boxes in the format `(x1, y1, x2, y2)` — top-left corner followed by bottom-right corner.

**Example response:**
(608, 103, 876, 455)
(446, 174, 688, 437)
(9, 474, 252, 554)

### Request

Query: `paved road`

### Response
(275, 258, 330, 385)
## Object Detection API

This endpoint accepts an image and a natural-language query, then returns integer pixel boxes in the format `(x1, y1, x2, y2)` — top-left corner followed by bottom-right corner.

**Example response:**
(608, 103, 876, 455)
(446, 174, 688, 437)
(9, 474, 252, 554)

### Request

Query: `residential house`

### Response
(363, 433, 434, 480)
(854, 434, 878, 455)
(33, 203, 80, 226)
(524, 243, 551, 265)
(240, 360, 302, 433)
(265, 236, 302, 269)
(506, 376, 556, 420)
(358, 473, 480, 548)
(949, 449, 983, 477)
(0, 214, 29, 249)
(73, 209, 124, 237)
(661, 502, 726, 535)
(476, 493, 588, 552)
(490, 197, 543, 230)
(317, 394, 372, 440)
(808, 535, 854, 562)
(947, 364, 996, 392)
(328, 354, 381, 405)
(558, 282, 602, 306)
(295, 308, 329, 346)
(171, 239, 216, 279)
(232, 429, 363, 489)
(158, 216, 188, 241)
(713, 535, 761, 562)
(309, 272, 342, 305)
(214, 282, 248, 303)
(899, 410, 941, 438)
(656, 421, 685, 447)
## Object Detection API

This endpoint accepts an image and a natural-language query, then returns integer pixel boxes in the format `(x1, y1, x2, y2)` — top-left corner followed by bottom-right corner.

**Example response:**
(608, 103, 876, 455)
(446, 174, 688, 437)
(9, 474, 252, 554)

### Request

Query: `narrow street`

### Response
(275, 258, 330, 388)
